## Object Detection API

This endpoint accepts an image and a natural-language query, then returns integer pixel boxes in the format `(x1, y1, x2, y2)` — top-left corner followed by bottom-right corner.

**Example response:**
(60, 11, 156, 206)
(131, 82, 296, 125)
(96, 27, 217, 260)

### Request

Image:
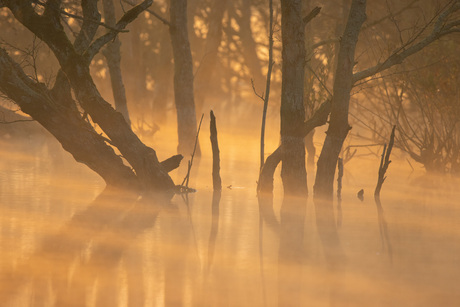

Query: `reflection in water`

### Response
(374, 195, 393, 262)
(0, 188, 164, 306)
(2, 135, 460, 306)
(277, 196, 306, 306)
(207, 190, 221, 273)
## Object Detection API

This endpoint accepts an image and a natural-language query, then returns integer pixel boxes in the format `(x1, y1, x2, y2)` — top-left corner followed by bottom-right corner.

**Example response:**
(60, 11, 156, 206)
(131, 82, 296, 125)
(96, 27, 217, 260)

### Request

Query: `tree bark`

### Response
(0, 48, 139, 190)
(194, 0, 228, 114)
(314, 0, 366, 200)
(169, 0, 200, 156)
(4, 0, 175, 194)
(152, 26, 173, 124)
(233, 0, 265, 91)
(102, 0, 131, 126)
(280, 0, 307, 196)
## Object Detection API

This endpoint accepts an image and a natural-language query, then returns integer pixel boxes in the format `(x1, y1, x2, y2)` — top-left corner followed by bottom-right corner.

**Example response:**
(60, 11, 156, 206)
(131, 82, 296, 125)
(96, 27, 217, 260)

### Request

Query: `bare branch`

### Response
(121, 0, 171, 26)
(302, 99, 331, 136)
(85, 0, 153, 61)
(353, 1, 460, 83)
(303, 6, 321, 25)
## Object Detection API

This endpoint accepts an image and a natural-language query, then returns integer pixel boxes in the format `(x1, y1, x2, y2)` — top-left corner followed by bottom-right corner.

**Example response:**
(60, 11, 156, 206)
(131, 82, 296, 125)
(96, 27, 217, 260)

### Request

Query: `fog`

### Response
(1, 0, 460, 305)
(0, 120, 459, 306)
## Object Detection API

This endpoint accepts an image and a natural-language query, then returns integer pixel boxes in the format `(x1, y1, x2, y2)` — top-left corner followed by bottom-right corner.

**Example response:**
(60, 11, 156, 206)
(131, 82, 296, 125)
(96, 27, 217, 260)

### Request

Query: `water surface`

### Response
(0, 129, 459, 306)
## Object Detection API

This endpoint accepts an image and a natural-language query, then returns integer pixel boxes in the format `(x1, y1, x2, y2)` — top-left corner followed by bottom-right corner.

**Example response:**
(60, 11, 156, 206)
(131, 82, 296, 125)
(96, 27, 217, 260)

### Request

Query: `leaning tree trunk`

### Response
(4, 0, 176, 193)
(169, 0, 200, 157)
(280, 0, 307, 196)
(0, 49, 139, 190)
(314, 0, 366, 200)
(102, 0, 131, 126)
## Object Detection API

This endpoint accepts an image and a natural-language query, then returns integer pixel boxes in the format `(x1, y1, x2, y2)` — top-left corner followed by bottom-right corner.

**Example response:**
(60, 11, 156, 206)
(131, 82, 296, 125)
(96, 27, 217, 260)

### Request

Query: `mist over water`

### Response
(1, 122, 459, 306)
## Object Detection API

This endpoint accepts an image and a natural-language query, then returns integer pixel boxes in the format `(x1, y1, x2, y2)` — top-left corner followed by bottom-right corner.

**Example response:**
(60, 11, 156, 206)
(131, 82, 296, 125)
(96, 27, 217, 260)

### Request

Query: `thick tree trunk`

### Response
(280, 0, 307, 196)
(169, 0, 200, 156)
(194, 0, 228, 114)
(0, 49, 139, 189)
(314, 0, 366, 200)
(233, 0, 265, 91)
(5, 1, 176, 193)
(102, 0, 131, 126)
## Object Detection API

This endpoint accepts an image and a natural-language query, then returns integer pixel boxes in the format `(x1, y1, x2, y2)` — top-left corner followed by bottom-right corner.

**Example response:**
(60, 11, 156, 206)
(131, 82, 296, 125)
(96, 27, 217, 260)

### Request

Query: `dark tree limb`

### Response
(0, 48, 139, 189)
(85, 0, 153, 61)
(160, 154, 183, 173)
(122, 0, 171, 26)
(303, 6, 321, 25)
(3, 0, 175, 194)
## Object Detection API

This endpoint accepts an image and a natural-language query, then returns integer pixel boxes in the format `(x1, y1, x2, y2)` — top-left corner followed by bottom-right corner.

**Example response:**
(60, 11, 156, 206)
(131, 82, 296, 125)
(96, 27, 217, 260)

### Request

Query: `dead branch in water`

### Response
(210, 110, 222, 191)
(374, 125, 396, 262)
(181, 113, 204, 189)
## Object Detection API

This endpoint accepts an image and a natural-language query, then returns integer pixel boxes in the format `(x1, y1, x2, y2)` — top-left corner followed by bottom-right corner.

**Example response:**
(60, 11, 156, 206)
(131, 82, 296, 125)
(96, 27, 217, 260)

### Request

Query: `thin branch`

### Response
(85, 0, 153, 61)
(121, 0, 171, 26)
(181, 113, 204, 188)
(353, 1, 460, 83)
(303, 6, 321, 25)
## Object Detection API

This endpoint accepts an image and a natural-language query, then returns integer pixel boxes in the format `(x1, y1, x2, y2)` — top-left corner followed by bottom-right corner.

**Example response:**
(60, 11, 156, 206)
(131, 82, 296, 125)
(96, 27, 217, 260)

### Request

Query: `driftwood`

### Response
(210, 110, 222, 191)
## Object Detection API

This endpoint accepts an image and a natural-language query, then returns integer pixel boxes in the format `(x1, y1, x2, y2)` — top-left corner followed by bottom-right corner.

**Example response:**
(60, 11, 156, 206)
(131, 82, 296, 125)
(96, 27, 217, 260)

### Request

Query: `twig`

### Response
(181, 113, 204, 188)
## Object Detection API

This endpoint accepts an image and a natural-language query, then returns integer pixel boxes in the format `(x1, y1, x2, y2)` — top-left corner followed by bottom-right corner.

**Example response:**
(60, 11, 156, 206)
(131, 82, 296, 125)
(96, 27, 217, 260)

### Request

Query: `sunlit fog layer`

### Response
(0, 120, 459, 306)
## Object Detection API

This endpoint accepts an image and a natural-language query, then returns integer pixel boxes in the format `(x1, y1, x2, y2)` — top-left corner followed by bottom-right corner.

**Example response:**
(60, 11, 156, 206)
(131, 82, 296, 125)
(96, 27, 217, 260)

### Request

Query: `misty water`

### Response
(1, 120, 459, 307)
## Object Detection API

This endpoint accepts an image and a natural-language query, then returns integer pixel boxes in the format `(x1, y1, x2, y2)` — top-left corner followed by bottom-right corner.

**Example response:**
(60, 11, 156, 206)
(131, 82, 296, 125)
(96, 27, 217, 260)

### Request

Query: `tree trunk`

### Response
(233, 0, 265, 91)
(102, 0, 131, 126)
(152, 27, 173, 124)
(4, 1, 176, 194)
(280, 0, 307, 196)
(169, 0, 200, 156)
(194, 0, 228, 114)
(0, 49, 139, 190)
(314, 0, 366, 200)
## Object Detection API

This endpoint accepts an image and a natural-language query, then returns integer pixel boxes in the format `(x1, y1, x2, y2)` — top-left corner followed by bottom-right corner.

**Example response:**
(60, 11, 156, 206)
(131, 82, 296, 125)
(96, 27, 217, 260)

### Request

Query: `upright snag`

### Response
(210, 110, 222, 191)
(374, 125, 396, 262)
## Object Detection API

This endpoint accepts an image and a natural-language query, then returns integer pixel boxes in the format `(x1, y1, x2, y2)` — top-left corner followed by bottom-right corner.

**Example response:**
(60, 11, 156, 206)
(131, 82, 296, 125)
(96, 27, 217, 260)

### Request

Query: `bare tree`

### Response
(0, 0, 178, 194)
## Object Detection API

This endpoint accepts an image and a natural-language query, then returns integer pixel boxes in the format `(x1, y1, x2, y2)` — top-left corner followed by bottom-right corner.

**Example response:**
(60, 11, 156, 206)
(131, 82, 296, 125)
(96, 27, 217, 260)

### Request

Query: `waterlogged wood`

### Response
(210, 111, 222, 191)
